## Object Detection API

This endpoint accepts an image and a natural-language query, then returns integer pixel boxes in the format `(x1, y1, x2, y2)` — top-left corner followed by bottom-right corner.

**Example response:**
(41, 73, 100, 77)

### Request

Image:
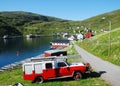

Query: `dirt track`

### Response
(74, 44, 120, 86)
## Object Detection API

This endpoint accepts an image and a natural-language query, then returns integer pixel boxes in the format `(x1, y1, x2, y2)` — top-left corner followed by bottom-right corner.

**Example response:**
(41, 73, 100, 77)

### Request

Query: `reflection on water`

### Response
(0, 37, 52, 68)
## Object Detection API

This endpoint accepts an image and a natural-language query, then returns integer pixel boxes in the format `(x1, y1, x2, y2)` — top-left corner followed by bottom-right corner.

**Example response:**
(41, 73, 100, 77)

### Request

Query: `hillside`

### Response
(0, 11, 69, 37)
(78, 9, 120, 34)
(78, 27, 120, 66)
(77, 9, 120, 66)
(0, 9, 120, 37)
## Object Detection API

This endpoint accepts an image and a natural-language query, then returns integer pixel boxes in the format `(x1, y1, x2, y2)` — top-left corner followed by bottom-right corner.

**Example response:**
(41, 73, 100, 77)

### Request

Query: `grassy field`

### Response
(77, 27, 120, 66)
(64, 44, 78, 55)
(0, 56, 110, 86)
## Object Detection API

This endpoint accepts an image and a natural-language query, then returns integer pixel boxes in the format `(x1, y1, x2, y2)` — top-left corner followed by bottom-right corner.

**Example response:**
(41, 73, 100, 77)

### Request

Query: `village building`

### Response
(50, 39, 70, 49)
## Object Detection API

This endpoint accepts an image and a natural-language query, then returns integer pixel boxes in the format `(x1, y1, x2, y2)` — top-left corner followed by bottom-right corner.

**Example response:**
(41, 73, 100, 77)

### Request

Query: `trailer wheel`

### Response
(73, 72, 82, 80)
(35, 77, 44, 83)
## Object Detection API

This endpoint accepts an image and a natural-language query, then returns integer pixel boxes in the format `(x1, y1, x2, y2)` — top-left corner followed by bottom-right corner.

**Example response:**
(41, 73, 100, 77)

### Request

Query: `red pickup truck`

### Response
(22, 57, 90, 83)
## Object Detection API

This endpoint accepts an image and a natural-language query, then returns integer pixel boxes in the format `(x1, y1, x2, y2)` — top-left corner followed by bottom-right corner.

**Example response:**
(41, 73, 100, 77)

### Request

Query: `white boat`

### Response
(3, 35, 9, 39)
(26, 34, 36, 38)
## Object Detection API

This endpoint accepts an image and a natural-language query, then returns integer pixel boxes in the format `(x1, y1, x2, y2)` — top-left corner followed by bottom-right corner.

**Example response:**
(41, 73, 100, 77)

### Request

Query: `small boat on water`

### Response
(26, 34, 36, 38)
(3, 35, 9, 39)
(2, 35, 21, 39)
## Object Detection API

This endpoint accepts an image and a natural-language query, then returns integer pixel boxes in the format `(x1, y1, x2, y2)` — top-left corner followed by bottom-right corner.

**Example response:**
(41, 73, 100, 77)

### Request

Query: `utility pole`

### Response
(102, 17, 111, 56)
(108, 20, 111, 56)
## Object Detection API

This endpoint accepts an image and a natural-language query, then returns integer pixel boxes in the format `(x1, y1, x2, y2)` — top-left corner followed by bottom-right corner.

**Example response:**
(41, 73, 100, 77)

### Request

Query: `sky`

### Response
(0, 0, 120, 20)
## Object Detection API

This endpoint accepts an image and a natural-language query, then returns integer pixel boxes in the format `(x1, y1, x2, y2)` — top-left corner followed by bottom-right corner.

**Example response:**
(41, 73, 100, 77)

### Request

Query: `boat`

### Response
(26, 34, 36, 38)
(3, 35, 9, 39)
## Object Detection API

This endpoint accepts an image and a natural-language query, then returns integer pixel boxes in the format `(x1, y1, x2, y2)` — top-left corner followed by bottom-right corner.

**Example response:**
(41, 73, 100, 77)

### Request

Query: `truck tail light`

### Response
(85, 63, 91, 73)
(85, 63, 90, 68)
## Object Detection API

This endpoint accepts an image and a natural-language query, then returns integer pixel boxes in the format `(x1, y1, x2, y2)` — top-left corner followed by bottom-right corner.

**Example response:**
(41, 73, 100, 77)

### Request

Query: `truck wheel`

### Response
(35, 77, 44, 83)
(73, 72, 82, 80)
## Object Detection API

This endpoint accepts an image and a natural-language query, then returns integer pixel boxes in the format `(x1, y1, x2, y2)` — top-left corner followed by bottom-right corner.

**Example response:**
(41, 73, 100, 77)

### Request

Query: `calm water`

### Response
(0, 37, 52, 68)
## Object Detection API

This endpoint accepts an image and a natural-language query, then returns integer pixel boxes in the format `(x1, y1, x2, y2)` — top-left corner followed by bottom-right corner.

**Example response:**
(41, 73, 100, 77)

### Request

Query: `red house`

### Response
(84, 32, 92, 38)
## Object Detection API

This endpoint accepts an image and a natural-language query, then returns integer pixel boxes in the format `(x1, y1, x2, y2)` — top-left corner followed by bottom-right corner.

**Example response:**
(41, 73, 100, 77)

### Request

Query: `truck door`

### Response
(57, 62, 71, 76)
(43, 63, 56, 79)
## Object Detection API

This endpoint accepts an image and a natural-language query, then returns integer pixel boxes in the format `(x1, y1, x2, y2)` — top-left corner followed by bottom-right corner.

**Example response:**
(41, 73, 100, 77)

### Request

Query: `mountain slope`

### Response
(0, 11, 67, 36)
(0, 9, 120, 37)
(79, 27, 120, 66)
(79, 9, 120, 33)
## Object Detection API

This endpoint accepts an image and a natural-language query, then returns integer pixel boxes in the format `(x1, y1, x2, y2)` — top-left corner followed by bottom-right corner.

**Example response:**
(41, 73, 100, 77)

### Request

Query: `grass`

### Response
(77, 27, 120, 66)
(64, 44, 78, 55)
(0, 55, 110, 86)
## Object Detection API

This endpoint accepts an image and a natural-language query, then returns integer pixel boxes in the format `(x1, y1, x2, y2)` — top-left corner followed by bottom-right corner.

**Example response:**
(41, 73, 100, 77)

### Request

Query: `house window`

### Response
(45, 63, 53, 69)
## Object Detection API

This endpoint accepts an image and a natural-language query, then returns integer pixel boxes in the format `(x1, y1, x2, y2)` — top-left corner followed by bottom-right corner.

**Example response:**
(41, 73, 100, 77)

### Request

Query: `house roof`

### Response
(51, 39, 70, 44)
(45, 49, 67, 54)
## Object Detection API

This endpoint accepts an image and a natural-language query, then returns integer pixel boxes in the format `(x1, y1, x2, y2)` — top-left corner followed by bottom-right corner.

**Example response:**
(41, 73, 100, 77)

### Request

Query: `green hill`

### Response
(78, 9, 120, 34)
(0, 11, 70, 37)
(76, 9, 120, 66)
(78, 27, 120, 66)
(0, 9, 120, 37)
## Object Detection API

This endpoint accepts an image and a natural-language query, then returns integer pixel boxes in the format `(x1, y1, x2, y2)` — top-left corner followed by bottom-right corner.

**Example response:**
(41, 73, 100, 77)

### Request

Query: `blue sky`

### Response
(0, 0, 120, 20)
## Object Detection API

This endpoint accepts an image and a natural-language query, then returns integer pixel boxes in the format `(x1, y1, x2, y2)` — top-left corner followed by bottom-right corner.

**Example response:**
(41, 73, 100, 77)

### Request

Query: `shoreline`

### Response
(0, 54, 44, 72)
(0, 54, 81, 72)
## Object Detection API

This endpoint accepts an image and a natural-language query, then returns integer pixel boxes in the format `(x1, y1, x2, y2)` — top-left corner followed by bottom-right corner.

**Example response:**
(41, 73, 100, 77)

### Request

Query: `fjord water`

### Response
(0, 37, 52, 68)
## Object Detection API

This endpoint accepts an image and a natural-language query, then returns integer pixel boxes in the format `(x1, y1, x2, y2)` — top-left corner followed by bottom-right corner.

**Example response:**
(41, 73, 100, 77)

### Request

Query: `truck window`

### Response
(34, 64, 42, 74)
(45, 63, 53, 69)
(24, 64, 32, 74)
(58, 62, 67, 67)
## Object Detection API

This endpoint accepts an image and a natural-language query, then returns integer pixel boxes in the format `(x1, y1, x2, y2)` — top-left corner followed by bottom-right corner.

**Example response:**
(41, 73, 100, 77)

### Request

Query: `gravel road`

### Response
(74, 44, 120, 86)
